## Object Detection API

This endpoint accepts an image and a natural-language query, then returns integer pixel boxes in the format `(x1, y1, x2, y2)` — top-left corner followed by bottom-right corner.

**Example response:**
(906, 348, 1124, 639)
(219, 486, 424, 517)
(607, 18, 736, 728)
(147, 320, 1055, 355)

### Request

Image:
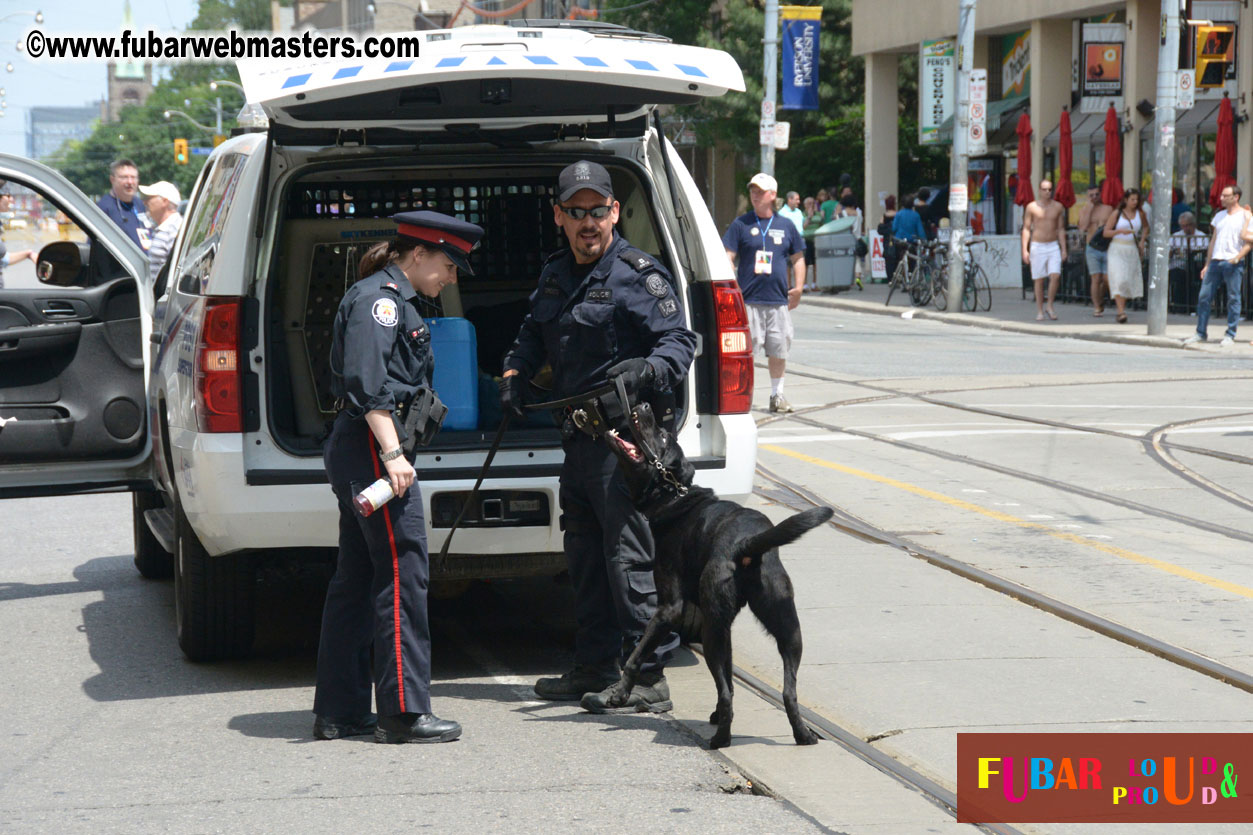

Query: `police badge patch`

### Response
(645, 273, 669, 297)
(657, 298, 678, 317)
(372, 298, 399, 327)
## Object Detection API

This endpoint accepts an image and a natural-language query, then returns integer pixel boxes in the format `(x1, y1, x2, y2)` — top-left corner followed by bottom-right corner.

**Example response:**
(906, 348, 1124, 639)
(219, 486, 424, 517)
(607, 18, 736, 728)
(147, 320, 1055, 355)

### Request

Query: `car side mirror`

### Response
(36, 241, 83, 287)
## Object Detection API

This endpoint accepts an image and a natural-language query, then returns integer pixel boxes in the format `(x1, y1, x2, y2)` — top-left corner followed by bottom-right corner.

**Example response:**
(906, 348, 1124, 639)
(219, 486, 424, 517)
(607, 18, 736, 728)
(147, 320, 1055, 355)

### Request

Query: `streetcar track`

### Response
(752, 463, 1253, 698)
(767, 364, 1253, 467)
(754, 365, 1253, 527)
(765, 409, 1253, 546)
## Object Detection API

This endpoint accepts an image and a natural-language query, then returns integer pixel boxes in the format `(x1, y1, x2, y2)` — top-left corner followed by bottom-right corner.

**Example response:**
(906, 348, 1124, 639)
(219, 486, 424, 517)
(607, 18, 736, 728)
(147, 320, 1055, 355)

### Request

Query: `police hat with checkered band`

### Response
(392, 210, 485, 276)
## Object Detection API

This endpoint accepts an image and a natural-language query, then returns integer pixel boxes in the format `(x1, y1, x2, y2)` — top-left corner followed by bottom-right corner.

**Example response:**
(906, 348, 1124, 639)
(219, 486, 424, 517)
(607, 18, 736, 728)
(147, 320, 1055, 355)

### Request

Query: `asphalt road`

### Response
(3, 302, 1253, 833)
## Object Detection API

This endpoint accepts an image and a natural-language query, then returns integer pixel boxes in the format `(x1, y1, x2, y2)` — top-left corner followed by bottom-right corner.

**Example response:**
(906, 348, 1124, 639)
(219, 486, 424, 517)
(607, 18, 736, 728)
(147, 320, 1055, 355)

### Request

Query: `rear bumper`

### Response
(170, 413, 757, 559)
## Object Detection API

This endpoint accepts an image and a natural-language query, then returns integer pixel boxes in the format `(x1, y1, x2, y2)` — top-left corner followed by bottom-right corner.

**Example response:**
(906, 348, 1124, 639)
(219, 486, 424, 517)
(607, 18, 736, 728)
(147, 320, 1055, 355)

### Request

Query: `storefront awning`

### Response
(1138, 98, 1227, 139)
(1043, 110, 1109, 148)
(936, 94, 1030, 146)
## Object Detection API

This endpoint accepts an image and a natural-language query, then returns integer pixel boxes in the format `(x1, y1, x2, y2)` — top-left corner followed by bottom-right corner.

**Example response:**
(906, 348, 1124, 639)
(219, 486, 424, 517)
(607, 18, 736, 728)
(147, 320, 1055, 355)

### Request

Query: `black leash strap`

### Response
(433, 412, 510, 576)
(431, 381, 618, 576)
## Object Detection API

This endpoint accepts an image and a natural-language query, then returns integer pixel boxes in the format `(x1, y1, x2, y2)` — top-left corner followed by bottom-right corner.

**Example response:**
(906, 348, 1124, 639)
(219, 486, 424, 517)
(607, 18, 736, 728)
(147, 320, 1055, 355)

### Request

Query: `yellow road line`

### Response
(760, 444, 1253, 600)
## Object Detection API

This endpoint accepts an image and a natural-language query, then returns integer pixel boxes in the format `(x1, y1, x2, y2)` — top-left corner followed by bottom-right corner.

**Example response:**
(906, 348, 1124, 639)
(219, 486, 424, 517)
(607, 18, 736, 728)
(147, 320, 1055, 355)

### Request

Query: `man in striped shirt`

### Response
(138, 181, 182, 277)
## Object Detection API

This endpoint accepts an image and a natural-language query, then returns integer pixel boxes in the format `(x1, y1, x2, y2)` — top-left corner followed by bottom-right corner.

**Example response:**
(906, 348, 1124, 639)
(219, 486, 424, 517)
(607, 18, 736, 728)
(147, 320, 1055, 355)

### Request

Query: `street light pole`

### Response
(946, 0, 977, 312)
(1146, 0, 1181, 336)
(761, 0, 778, 176)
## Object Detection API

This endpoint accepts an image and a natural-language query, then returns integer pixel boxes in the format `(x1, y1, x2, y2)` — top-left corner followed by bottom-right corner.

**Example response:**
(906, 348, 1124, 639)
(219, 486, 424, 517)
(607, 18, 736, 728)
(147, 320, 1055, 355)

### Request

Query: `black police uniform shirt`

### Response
(504, 232, 696, 399)
(722, 210, 804, 305)
(330, 264, 433, 417)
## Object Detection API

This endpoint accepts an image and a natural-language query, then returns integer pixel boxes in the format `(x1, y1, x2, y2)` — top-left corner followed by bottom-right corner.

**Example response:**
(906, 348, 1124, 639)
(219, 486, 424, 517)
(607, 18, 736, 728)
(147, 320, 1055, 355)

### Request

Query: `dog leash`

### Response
(432, 381, 618, 575)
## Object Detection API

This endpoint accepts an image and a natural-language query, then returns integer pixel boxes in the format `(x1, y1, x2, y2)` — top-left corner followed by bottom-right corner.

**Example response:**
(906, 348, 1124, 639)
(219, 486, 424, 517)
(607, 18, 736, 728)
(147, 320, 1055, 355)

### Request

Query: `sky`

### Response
(0, 0, 202, 158)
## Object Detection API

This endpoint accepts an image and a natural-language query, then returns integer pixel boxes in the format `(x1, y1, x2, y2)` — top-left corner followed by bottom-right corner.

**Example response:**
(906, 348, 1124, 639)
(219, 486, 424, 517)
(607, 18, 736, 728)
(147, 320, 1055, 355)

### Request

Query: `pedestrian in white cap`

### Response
(722, 172, 806, 413)
(138, 181, 182, 277)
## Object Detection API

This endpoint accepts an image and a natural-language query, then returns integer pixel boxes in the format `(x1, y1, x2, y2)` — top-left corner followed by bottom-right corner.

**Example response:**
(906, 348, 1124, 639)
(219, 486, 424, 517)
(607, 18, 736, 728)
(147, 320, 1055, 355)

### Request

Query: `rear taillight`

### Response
(711, 280, 753, 414)
(194, 297, 244, 433)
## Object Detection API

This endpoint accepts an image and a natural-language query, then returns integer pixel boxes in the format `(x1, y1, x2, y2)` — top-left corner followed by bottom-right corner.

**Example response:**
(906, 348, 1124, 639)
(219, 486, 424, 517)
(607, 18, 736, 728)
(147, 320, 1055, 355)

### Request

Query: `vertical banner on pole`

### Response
(780, 5, 822, 111)
(919, 38, 956, 145)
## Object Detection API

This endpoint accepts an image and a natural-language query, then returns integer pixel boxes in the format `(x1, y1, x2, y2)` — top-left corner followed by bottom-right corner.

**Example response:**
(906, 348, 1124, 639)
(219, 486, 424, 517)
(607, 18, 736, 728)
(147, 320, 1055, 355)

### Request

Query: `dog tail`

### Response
(731, 506, 834, 566)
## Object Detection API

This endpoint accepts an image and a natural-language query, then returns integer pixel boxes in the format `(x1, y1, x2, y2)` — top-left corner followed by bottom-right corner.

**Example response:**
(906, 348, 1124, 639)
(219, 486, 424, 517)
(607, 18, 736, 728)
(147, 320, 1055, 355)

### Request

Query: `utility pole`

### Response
(761, 0, 779, 176)
(1146, 0, 1181, 335)
(946, 0, 977, 311)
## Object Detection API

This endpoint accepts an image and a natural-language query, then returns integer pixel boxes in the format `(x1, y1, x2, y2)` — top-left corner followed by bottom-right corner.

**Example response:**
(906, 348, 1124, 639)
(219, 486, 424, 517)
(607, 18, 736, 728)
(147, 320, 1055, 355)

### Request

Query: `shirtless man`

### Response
(1078, 182, 1115, 316)
(1021, 179, 1068, 321)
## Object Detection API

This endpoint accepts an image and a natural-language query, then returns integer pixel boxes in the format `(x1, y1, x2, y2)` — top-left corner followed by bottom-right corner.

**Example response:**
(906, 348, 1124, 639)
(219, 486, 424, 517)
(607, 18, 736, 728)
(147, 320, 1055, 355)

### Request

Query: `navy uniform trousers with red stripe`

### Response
(314, 412, 431, 718)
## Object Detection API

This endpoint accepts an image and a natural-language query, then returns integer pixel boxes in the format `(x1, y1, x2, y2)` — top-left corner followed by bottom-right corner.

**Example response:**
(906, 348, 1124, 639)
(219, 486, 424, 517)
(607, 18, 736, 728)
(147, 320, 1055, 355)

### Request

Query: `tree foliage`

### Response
(602, 0, 948, 201)
(50, 0, 260, 197)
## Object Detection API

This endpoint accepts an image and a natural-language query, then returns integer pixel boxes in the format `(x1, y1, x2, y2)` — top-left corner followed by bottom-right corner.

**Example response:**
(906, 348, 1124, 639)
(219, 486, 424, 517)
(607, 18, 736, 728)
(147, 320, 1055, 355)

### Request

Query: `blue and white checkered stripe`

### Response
(277, 54, 710, 90)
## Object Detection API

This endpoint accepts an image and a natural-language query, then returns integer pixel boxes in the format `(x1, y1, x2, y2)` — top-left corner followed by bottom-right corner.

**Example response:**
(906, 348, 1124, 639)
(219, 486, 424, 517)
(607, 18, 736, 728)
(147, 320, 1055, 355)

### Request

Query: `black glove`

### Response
(606, 357, 656, 398)
(498, 374, 526, 420)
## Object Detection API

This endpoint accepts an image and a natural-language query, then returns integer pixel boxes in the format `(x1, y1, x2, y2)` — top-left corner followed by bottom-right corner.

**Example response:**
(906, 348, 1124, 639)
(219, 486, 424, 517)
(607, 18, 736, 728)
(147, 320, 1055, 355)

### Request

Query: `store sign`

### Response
(1079, 22, 1126, 113)
(869, 231, 887, 279)
(919, 38, 955, 146)
(1001, 31, 1030, 97)
(1082, 42, 1123, 97)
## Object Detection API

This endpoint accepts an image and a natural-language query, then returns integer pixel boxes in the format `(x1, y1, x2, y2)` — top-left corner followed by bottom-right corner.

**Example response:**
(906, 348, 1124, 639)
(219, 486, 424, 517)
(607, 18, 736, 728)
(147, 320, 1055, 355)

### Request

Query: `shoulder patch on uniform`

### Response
(645, 273, 669, 298)
(371, 298, 399, 327)
(618, 247, 654, 272)
(657, 297, 679, 317)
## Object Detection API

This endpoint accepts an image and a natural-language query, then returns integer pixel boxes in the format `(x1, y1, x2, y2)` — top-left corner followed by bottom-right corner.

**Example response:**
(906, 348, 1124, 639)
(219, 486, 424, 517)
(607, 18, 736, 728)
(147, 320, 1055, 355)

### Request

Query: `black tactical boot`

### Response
(313, 713, 378, 740)
(374, 713, 462, 744)
(580, 672, 672, 714)
(533, 663, 620, 701)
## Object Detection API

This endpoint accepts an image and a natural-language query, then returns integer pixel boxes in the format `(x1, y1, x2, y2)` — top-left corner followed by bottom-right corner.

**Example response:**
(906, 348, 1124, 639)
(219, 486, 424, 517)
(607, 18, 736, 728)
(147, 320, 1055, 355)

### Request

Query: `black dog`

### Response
(600, 402, 832, 748)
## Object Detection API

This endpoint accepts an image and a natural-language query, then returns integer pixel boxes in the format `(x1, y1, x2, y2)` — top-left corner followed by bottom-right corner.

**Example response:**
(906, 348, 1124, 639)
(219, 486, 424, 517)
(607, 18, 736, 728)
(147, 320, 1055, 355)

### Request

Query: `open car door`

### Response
(0, 154, 153, 498)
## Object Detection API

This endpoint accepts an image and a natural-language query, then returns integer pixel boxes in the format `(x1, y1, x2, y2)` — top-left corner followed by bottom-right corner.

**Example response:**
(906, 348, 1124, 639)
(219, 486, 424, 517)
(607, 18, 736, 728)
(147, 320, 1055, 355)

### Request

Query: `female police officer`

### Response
(313, 210, 483, 744)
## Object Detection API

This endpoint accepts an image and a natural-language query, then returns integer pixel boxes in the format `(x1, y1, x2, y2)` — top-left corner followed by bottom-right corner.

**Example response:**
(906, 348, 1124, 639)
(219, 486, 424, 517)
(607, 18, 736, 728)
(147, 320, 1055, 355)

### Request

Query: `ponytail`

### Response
(357, 238, 423, 279)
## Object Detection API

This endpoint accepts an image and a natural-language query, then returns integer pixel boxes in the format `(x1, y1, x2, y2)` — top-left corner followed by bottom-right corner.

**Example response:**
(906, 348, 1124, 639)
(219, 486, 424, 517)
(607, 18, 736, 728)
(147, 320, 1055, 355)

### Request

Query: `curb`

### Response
(799, 294, 1246, 352)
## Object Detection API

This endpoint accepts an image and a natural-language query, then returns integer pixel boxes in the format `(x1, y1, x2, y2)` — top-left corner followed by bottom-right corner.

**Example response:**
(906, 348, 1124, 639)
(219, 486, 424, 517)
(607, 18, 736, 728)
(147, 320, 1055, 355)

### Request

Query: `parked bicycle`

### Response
(930, 238, 992, 312)
(886, 240, 943, 307)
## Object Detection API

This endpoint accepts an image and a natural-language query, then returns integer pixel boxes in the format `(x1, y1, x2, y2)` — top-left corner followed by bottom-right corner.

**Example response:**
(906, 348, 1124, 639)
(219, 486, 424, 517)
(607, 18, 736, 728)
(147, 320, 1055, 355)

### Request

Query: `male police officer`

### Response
(501, 160, 697, 713)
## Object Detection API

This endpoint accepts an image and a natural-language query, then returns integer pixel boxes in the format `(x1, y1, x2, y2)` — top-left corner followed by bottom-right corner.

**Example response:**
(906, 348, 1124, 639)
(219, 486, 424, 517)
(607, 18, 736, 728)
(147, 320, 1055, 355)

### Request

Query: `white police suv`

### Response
(0, 20, 757, 661)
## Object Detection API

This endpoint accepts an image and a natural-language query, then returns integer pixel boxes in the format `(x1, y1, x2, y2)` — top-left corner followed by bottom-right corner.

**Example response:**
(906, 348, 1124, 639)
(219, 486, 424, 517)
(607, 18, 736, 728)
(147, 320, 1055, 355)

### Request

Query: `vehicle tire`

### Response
(133, 490, 173, 579)
(973, 265, 992, 311)
(174, 499, 256, 661)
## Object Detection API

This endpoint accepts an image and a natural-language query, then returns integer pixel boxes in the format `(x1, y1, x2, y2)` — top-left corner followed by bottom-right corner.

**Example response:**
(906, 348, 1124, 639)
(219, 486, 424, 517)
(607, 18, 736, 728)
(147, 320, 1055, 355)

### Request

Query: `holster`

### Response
(393, 387, 448, 455)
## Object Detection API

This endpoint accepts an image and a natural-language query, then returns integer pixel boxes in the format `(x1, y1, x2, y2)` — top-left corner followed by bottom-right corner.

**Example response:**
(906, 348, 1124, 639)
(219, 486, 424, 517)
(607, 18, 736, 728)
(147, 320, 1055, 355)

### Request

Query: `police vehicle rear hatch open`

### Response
(238, 21, 745, 144)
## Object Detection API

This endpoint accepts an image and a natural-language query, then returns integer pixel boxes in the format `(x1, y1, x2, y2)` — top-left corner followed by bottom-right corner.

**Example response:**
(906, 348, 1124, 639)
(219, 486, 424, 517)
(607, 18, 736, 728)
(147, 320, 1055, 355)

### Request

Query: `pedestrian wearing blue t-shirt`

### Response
(95, 159, 153, 252)
(722, 172, 806, 414)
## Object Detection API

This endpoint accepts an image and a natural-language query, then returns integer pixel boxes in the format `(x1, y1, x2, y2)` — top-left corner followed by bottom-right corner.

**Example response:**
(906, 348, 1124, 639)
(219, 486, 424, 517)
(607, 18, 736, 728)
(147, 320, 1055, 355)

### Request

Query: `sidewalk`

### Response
(801, 280, 1253, 355)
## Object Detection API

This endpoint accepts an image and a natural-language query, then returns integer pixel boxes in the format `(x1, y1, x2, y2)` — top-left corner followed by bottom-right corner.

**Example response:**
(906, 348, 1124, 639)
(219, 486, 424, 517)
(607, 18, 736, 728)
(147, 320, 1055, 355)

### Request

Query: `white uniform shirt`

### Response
(1209, 208, 1248, 261)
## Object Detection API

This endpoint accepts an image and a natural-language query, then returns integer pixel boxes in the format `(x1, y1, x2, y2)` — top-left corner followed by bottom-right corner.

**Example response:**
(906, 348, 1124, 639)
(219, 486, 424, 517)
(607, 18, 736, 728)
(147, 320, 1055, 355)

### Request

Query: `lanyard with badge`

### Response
(754, 215, 774, 275)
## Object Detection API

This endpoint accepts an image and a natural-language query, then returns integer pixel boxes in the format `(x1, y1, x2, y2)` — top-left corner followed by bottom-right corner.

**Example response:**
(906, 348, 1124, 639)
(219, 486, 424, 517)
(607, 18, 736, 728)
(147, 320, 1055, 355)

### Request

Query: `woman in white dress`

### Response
(1102, 188, 1146, 323)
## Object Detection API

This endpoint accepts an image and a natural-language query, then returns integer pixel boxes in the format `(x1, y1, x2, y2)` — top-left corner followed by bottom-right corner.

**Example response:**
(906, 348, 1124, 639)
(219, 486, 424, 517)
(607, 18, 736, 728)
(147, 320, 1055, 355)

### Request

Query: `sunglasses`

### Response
(556, 203, 612, 220)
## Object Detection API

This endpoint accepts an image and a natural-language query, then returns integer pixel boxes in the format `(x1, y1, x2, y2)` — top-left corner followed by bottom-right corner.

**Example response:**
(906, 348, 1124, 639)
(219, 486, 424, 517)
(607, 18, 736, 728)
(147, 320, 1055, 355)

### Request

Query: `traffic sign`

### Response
(761, 99, 775, 120)
(1177, 69, 1195, 110)
(191, 147, 212, 156)
(968, 122, 987, 156)
(759, 117, 776, 147)
(774, 121, 791, 150)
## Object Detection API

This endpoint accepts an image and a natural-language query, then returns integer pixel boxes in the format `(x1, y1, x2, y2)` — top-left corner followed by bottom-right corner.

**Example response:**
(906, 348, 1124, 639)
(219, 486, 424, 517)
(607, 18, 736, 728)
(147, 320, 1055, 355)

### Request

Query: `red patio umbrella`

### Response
(1101, 105, 1124, 206)
(1014, 112, 1034, 205)
(1209, 95, 1236, 209)
(1054, 109, 1076, 208)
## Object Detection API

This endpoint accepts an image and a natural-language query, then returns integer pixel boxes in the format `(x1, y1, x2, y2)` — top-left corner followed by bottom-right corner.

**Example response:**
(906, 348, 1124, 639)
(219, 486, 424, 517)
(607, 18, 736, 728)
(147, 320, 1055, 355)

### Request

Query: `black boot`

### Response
(581, 672, 672, 714)
(313, 713, 377, 740)
(533, 662, 619, 701)
(375, 713, 462, 744)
